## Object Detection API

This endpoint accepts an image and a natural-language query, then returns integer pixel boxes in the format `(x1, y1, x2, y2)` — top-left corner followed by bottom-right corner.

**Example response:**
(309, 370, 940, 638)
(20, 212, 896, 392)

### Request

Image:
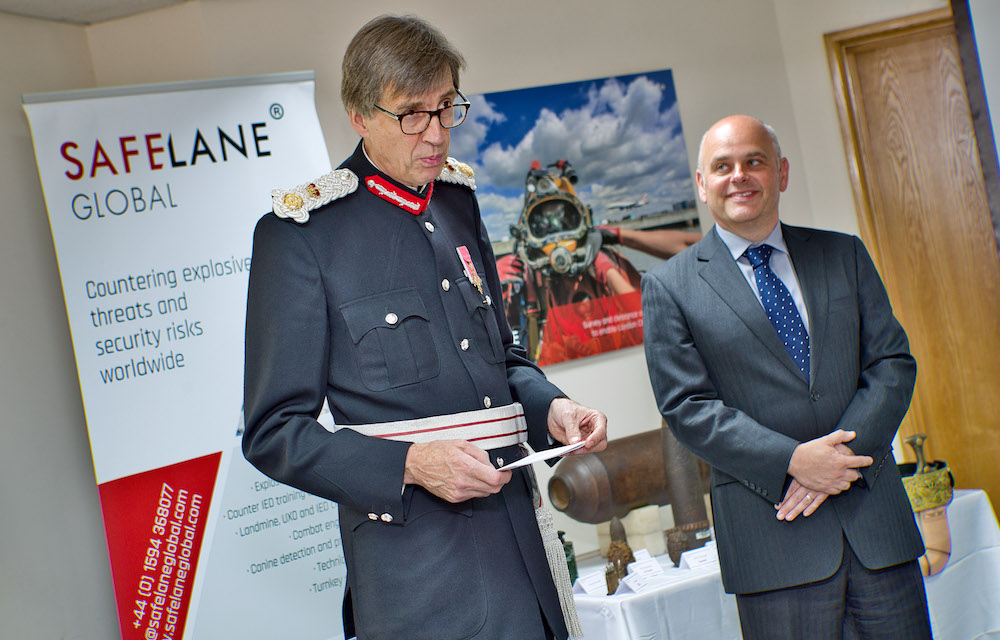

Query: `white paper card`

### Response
(633, 548, 653, 562)
(496, 441, 586, 470)
(627, 557, 665, 579)
(679, 545, 719, 570)
(617, 571, 660, 594)
(574, 570, 608, 595)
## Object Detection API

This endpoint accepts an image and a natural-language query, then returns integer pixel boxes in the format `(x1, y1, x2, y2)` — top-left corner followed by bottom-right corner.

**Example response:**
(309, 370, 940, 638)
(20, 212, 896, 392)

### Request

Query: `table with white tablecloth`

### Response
(924, 489, 1000, 639)
(573, 489, 1000, 640)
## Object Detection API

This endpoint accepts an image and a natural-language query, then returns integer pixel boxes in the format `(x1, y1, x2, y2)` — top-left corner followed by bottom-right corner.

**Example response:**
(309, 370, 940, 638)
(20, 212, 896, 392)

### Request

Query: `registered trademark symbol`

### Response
(270, 103, 284, 119)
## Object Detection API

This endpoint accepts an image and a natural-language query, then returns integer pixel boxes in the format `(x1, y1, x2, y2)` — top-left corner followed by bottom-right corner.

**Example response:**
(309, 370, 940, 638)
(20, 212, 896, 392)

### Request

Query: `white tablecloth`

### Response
(573, 489, 1000, 640)
(574, 561, 741, 640)
(924, 489, 1000, 640)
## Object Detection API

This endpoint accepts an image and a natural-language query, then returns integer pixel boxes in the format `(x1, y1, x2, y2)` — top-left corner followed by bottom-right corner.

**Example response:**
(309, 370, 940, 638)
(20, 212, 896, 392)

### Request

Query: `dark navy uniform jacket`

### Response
(243, 142, 568, 639)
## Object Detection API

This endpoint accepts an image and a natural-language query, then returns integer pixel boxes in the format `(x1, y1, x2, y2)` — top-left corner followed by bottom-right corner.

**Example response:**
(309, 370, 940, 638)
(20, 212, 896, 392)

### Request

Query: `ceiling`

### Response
(0, 0, 186, 25)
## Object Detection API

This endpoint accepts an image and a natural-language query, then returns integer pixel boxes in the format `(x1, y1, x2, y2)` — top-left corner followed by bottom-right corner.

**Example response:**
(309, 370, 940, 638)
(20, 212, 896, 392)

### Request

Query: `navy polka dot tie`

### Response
(744, 244, 810, 380)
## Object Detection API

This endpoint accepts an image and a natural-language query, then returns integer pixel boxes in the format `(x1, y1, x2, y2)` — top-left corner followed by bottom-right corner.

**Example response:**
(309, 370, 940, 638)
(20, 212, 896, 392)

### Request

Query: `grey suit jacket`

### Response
(641, 224, 923, 594)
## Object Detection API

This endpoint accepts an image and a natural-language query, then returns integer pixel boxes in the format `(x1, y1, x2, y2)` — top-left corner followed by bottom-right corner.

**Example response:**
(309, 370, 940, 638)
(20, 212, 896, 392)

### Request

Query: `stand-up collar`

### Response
(344, 141, 434, 215)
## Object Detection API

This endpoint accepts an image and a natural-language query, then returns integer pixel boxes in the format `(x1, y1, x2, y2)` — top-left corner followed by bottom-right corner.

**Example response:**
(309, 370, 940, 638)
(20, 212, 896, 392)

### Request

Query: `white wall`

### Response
(0, 12, 120, 640)
(969, 0, 1000, 172)
(0, 1, 943, 638)
(772, 0, 950, 235)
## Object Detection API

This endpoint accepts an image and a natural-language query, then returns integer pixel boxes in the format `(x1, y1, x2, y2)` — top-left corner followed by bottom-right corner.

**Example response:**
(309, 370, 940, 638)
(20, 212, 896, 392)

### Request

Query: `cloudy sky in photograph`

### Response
(450, 69, 696, 240)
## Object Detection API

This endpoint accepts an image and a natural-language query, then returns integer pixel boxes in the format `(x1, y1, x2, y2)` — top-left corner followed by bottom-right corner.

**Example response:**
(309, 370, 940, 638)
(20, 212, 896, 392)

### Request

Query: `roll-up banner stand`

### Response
(23, 72, 347, 640)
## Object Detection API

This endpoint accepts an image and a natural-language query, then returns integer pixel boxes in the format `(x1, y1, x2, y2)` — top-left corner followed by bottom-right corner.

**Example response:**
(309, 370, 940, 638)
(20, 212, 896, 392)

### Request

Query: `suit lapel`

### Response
(783, 224, 828, 386)
(697, 227, 800, 374)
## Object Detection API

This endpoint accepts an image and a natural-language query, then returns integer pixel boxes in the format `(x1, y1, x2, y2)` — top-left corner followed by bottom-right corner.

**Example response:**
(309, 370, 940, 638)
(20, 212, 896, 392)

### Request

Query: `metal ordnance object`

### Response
(661, 421, 710, 529)
(899, 432, 954, 576)
(905, 433, 931, 474)
(547, 422, 709, 525)
(548, 430, 667, 523)
(604, 516, 634, 594)
(661, 421, 712, 563)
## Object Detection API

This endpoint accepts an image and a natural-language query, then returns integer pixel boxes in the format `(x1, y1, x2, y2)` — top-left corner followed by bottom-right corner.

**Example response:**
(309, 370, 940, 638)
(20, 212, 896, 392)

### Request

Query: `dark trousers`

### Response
(735, 539, 932, 640)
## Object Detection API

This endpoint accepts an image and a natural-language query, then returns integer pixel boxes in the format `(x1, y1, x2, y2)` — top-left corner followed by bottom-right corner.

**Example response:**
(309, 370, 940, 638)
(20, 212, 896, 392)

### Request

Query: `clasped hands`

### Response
(775, 429, 872, 522)
(403, 398, 608, 503)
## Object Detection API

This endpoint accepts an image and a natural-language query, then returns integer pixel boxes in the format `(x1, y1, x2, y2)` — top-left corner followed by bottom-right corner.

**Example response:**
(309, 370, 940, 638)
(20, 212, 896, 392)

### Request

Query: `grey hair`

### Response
(762, 122, 782, 158)
(341, 15, 466, 116)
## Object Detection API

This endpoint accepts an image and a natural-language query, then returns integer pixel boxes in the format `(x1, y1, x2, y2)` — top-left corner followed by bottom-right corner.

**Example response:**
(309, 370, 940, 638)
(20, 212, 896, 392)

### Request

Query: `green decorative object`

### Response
(558, 530, 578, 584)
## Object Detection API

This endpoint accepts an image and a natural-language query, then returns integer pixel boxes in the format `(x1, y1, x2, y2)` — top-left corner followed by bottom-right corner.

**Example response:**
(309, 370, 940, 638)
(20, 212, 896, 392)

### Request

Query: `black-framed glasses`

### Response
(374, 90, 471, 135)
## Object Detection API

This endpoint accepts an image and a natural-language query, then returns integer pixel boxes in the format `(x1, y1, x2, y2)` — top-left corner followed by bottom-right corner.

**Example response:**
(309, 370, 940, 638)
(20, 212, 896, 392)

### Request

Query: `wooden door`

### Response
(826, 9, 1000, 509)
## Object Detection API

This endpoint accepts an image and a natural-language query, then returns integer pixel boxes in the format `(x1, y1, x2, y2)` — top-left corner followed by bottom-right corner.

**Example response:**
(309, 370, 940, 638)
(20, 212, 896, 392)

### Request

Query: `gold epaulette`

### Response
(271, 168, 359, 223)
(437, 158, 476, 191)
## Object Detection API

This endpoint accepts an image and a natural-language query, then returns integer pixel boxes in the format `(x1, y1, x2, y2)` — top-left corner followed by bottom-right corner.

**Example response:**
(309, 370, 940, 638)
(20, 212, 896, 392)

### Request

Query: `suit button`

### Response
(460, 339, 469, 351)
(497, 457, 505, 467)
(385, 313, 398, 325)
(485, 295, 492, 306)
(810, 391, 821, 401)
(484, 396, 492, 408)
(367, 513, 378, 521)
(424, 221, 435, 233)
(442, 279, 451, 291)
(380, 513, 393, 523)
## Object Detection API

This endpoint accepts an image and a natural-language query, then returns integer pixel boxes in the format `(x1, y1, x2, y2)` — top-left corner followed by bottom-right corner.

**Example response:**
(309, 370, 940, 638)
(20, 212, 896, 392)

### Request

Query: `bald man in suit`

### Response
(641, 115, 931, 639)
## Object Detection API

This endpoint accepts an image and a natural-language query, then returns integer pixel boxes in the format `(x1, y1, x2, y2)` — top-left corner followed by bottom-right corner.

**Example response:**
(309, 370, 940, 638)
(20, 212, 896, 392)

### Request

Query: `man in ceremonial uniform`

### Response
(242, 15, 607, 640)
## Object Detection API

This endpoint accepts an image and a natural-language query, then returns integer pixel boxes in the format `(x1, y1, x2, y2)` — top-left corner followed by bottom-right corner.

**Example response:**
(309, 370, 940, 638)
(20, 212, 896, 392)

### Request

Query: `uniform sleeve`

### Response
(242, 214, 412, 519)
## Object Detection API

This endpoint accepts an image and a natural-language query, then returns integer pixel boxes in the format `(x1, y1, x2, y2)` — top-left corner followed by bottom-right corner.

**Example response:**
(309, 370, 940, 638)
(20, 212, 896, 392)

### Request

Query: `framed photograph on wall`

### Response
(452, 69, 701, 365)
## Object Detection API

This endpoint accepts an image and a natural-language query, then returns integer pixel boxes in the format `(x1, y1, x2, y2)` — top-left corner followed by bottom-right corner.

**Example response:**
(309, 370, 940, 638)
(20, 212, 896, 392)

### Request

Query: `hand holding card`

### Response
(496, 441, 586, 471)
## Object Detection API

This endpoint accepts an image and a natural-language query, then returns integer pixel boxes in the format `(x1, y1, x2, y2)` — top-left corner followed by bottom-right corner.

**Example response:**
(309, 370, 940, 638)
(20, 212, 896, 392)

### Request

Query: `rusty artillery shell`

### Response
(548, 429, 670, 523)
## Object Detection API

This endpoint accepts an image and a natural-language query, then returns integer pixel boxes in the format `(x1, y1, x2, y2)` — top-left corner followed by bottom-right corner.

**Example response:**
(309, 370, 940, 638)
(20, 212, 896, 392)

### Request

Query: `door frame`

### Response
(951, 0, 1000, 257)
(824, 8, 954, 272)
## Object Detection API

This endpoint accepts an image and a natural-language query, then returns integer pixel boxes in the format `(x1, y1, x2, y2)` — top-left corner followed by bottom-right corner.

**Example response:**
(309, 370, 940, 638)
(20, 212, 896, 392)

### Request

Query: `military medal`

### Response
(457, 246, 484, 296)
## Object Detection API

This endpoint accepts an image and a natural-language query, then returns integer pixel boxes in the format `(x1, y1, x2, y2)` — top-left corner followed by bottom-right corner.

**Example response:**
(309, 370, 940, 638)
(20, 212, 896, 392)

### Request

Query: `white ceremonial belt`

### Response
(349, 403, 527, 450)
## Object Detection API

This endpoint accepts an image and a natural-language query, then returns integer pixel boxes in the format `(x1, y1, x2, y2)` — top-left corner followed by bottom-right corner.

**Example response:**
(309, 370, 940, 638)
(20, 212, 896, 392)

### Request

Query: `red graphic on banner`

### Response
(536, 291, 644, 366)
(98, 453, 221, 640)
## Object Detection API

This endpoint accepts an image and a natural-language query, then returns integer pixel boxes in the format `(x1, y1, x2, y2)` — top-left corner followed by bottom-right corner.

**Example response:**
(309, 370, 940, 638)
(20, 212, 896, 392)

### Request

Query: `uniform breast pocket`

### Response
(458, 279, 505, 364)
(340, 288, 440, 391)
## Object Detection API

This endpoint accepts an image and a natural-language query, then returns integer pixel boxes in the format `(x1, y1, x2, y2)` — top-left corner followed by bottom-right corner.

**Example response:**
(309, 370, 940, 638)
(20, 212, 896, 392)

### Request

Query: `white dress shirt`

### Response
(715, 223, 810, 333)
